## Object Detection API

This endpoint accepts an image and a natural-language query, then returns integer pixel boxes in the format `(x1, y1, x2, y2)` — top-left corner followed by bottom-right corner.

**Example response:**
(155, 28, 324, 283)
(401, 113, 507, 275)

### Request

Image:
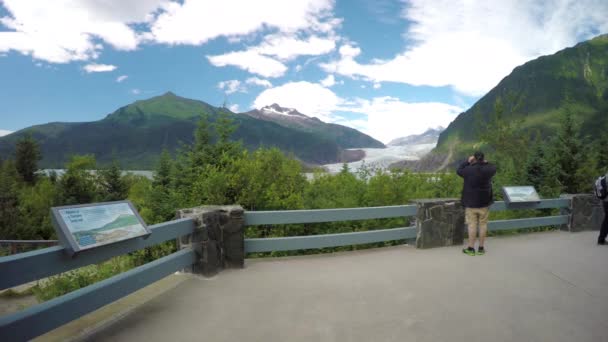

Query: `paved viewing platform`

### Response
(75, 230, 607, 342)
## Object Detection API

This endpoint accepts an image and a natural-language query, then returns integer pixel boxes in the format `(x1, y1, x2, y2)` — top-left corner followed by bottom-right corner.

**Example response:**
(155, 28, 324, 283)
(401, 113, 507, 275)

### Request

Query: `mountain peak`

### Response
(260, 104, 308, 118)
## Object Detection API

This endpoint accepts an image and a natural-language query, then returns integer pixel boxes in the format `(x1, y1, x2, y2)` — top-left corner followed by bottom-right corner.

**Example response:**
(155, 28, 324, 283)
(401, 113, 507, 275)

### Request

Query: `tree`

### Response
(98, 160, 128, 201)
(0, 160, 21, 239)
(59, 155, 98, 205)
(17, 178, 59, 239)
(525, 140, 561, 197)
(550, 109, 585, 194)
(477, 97, 529, 185)
(15, 134, 41, 185)
(153, 149, 173, 188)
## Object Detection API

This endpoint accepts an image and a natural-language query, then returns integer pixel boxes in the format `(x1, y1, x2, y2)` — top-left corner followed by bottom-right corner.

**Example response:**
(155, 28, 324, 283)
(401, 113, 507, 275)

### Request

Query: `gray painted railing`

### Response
(0, 198, 571, 340)
(0, 218, 196, 341)
(243, 199, 570, 253)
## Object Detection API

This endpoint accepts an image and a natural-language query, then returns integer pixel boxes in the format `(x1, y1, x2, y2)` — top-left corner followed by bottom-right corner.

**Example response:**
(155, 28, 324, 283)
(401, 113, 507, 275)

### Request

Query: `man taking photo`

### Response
(457, 151, 496, 255)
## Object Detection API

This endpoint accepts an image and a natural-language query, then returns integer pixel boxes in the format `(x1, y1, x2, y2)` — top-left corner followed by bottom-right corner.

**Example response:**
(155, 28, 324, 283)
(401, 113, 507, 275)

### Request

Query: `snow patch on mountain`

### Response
(323, 143, 436, 173)
(388, 127, 444, 146)
(260, 103, 308, 118)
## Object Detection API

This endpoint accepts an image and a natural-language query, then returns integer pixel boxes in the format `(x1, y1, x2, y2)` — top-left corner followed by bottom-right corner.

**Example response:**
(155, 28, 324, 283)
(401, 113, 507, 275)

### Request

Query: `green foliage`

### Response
(32, 255, 135, 301)
(478, 97, 529, 186)
(437, 34, 608, 163)
(0, 160, 21, 239)
(58, 155, 98, 205)
(17, 178, 59, 239)
(98, 160, 128, 201)
(15, 134, 41, 185)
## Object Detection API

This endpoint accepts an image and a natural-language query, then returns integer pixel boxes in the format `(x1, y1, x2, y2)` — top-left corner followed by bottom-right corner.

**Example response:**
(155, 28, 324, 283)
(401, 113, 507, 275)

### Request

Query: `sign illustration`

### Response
(52, 201, 150, 255)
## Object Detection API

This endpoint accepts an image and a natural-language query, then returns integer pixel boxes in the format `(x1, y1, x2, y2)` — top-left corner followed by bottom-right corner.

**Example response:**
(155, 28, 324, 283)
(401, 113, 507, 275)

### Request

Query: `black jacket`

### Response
(457, 160, 497, 208)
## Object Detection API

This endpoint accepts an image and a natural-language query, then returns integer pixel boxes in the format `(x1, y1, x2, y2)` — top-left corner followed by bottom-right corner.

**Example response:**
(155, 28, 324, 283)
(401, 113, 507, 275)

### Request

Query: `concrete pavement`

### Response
(88, 231, 608, 342)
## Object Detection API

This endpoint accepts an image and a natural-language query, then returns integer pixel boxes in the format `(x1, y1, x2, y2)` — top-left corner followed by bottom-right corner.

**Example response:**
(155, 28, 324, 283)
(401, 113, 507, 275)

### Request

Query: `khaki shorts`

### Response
(465, 207, 490, 228)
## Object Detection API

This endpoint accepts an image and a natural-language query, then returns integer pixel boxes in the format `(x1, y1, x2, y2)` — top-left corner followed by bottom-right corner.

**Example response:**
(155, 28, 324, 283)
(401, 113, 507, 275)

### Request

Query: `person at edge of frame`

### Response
(598, 171, 608, 245)
(456, 151, 497, 256)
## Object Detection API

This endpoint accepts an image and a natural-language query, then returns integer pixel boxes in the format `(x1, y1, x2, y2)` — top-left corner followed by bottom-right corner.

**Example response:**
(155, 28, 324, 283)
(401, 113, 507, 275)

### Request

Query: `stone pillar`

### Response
(176, 205, 245, 276)
(559, 194, 603, 232)
(413, 198, 465, 249)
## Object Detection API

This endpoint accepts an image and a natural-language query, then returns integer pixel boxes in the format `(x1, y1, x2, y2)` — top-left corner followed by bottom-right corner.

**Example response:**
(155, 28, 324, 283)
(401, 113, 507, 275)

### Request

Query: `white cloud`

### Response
(322, 0, 608, 96)
(149, 0, 336, 45)
(338, 44, 361, 58)
(254, 34, 336, 61)
(341, 97, 462, 144)
(207, 34, 337, 77)
(131, 88, 141, 95)
(218, 80, 246, 94)
(116, 75, 128, 82)
(252, 81, 462, 142)
(0, 129, 13, 137)
(229, 104, 240, 113)
(373, 83, 381, 89)
(0, 1, 164, 63)
(320, 74, 336, 87)
(0, 0, 340, 66)
(246, 77, 272, 88)
(207, 50, 288, 78)
(83, 63, 117, 73)
(253, 81, 343, 121)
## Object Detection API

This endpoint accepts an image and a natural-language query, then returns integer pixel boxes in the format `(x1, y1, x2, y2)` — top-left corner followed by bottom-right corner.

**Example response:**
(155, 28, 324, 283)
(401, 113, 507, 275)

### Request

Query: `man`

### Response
(457, 151, 496, 255)
(599, 172, 608, 245)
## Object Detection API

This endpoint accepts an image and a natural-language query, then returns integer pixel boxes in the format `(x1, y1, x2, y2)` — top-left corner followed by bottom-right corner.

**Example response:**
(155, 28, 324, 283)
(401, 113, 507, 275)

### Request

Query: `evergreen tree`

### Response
(153, 149, 173, 188)
(525, 141, 561, 197)
(15, 134, 41, 185)
(551, 109, 584, 194)
(0, 160, 21, 239)
(98, 160, 128, 201)
(59, 155, 98, 204)
(594, 120, 608, 173)
(478, 97, 528, 185)
(17, 178, 59, 239)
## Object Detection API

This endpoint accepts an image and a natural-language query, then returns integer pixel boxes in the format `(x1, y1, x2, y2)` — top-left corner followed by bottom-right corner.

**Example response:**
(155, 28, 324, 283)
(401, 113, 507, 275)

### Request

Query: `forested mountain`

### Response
(0, 92, 383, 169)
(436, 34, 608, 154)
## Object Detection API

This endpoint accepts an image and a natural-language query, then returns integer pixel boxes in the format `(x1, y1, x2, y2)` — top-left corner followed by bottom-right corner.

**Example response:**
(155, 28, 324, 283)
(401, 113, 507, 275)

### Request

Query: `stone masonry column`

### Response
(559, 194, 603, 232)
(413, 198, 465, 249)
(176, 205, 245, 276)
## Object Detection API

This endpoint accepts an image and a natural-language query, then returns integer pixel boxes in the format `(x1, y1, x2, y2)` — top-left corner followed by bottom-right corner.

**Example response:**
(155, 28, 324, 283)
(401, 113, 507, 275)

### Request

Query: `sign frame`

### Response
(51, 200, 150, 256)
(501, 186, 542, 206)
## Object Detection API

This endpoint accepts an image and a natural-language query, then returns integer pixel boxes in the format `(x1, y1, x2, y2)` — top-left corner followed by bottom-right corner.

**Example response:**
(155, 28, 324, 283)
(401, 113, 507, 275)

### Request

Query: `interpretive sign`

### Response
(51, 200, 150, 256)
(502, 186, 541, 204)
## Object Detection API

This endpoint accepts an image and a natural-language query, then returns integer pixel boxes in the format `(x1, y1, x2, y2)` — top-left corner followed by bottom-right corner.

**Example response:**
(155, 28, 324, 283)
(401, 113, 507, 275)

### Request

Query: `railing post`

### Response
(412, 198, 465, 249)
(559, 194, 603, 232)
(176, 205, 245, 276)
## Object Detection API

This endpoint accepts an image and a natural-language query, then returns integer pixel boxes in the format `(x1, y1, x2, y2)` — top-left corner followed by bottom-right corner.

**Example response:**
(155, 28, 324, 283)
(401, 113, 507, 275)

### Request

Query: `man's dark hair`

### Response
(474, 151, 485, 162)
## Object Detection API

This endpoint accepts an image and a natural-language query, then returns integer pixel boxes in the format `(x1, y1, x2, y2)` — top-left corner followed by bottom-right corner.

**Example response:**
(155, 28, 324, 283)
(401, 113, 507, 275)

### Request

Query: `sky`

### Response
(0, 0, 607, 144)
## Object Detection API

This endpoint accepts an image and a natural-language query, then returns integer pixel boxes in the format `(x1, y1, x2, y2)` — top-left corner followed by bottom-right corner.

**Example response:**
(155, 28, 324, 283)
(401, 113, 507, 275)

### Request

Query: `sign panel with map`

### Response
(502, 186, 541, 205)
(51, 200, 150, 255)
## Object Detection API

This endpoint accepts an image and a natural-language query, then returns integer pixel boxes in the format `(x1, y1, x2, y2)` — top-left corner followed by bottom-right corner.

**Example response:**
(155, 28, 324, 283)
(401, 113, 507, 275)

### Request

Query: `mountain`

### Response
(244, 104, 385, 149)
(0, 92, 384, 169)
(388, 127, 444, 146)
(436, 34, 608, 155)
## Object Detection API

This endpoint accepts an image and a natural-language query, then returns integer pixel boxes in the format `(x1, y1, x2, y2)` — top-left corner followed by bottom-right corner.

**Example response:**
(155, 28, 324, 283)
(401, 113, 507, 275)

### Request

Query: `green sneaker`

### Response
(477, 246, 485, 255)
(462, 247, 476, 256)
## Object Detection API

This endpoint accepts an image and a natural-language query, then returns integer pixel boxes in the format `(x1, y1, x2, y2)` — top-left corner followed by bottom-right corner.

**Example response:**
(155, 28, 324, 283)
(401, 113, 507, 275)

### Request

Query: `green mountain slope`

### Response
(0, 92, 383, 168)
(436, 34, 608, 154)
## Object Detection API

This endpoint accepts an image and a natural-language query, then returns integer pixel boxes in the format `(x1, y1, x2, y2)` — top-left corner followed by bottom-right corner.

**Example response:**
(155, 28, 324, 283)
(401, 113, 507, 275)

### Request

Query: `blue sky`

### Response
(0, 0, 607, 143)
